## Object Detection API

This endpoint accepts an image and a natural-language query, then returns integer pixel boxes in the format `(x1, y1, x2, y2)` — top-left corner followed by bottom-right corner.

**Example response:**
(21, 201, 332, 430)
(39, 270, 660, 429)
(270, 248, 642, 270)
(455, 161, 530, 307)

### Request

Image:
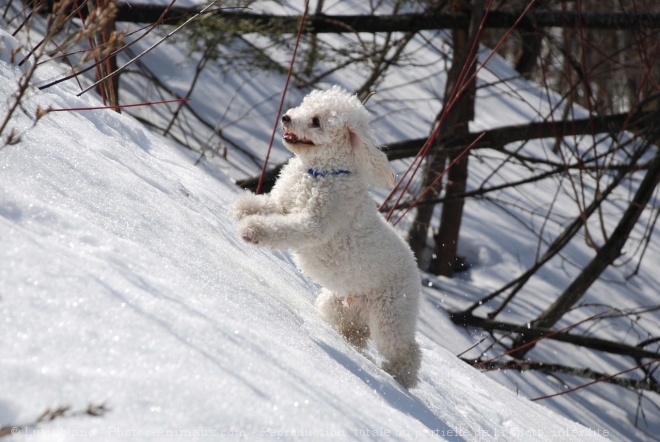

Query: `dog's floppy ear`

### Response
(349, 125, 395, 189)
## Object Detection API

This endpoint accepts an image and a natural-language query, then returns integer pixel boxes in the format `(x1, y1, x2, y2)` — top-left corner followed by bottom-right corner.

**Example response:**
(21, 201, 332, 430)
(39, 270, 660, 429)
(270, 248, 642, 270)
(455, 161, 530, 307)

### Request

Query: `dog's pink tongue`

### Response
(284, 132, 299, 142)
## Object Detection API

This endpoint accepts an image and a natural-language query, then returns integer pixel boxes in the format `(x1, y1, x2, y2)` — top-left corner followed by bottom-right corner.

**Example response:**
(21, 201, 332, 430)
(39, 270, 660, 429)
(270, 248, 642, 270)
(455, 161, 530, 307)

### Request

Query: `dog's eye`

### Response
(311, 117, 320, 128)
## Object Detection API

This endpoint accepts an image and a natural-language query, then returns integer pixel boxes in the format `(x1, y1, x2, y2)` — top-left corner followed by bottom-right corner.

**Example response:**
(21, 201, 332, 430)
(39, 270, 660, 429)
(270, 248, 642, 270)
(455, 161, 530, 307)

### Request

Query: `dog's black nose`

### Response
(282, 114, 291, 123)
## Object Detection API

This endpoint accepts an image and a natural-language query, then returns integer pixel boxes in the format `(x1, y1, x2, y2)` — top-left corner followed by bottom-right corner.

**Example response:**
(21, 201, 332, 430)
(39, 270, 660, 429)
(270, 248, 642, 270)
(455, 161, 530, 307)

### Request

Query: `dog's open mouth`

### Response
(283, 132, 314, 145)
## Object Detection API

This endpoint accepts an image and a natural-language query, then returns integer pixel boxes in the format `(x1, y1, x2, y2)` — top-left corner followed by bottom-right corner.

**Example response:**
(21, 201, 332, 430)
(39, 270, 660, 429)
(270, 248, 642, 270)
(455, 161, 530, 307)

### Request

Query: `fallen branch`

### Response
(384, 109, 658, 160)
(449, 310, 660, 361)
(472, 358, 660, 395)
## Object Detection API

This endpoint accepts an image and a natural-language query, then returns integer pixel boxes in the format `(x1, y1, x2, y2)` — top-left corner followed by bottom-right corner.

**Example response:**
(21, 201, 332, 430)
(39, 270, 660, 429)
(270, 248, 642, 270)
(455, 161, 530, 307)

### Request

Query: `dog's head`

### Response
(281, 85, 395, 188)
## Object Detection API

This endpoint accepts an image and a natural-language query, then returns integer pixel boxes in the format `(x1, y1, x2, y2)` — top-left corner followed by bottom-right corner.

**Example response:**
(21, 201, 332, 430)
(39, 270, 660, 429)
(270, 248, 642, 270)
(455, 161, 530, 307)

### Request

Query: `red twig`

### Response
(255, 0, 310, 195)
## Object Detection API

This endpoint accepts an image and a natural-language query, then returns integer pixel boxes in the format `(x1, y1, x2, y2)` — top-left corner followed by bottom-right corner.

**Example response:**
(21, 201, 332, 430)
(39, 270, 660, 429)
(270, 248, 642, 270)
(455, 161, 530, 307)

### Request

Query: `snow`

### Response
(0, 28, 612, 441)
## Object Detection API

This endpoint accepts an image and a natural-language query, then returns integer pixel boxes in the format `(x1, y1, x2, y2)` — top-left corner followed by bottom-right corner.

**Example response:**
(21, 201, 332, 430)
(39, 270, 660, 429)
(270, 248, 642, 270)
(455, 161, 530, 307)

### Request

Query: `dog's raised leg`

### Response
(230, 192, 279, 221)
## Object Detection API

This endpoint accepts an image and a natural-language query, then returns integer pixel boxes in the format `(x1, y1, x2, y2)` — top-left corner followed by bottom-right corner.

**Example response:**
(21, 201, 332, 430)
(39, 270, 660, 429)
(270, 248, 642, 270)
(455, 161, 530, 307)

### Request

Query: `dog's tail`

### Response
(349, 126, 395, 189)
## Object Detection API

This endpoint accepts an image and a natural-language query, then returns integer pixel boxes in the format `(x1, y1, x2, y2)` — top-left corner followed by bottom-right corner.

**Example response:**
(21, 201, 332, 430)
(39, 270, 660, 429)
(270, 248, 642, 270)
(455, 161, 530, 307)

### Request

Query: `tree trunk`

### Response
(427, 0, 483, 276)
(429, 139, 469, 276)
(409, 149, 447, 267)
(514, 27, 541, 78)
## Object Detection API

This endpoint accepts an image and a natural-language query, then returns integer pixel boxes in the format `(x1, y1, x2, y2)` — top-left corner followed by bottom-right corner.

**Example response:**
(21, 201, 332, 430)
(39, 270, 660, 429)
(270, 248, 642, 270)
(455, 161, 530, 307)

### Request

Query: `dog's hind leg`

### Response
(368, 296, 421, 389)
(316, 289, 370, 349)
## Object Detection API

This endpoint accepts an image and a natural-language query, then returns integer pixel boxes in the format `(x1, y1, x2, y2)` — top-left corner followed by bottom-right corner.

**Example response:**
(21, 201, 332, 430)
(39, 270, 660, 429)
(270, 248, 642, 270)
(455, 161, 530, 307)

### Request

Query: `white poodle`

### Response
(231, 86, 421, 388)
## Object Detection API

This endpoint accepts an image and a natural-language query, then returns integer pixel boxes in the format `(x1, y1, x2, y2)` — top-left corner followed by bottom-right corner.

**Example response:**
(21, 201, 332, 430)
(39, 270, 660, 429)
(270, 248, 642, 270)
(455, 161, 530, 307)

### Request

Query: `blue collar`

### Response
(307, 168, 351, 178)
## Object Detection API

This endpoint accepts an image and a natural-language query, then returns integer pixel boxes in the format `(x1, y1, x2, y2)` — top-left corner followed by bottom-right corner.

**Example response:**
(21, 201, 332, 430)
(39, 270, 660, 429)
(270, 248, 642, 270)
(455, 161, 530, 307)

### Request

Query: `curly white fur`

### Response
(231, 86, 421, 388)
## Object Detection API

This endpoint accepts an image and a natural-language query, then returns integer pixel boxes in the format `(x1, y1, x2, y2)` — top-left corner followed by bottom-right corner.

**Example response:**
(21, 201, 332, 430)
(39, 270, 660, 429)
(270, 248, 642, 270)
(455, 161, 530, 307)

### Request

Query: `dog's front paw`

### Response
(238, 218, 264, 245)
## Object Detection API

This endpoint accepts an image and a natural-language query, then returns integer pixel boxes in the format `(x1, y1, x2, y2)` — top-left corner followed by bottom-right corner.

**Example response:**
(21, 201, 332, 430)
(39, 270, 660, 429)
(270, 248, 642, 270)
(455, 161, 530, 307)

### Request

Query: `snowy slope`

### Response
(0, 31, 609, 441)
